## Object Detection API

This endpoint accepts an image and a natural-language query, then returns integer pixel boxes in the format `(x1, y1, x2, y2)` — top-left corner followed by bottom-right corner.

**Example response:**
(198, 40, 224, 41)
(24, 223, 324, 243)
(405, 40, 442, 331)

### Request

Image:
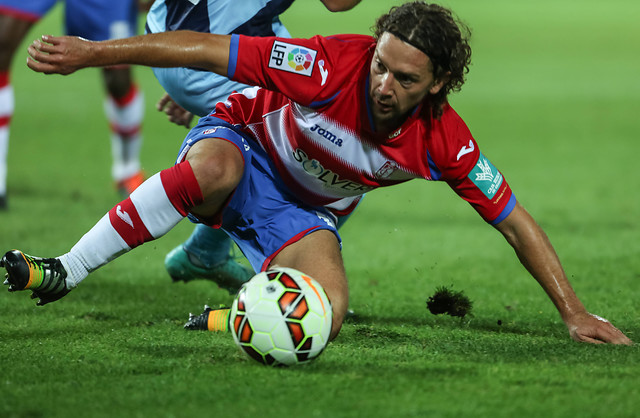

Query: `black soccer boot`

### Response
(1, 250, 71, 306)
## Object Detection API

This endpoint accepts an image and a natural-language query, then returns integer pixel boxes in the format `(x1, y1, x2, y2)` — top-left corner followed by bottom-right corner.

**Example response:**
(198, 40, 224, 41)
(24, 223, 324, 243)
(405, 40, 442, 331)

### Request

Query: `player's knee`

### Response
(186, 139, 243, 200)
(102, 67, 133, 98)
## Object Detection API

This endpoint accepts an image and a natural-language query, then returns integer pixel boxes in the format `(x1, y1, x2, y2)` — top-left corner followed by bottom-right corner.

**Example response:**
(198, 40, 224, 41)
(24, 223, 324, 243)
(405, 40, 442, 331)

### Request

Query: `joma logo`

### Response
(310, 124, 343, 147)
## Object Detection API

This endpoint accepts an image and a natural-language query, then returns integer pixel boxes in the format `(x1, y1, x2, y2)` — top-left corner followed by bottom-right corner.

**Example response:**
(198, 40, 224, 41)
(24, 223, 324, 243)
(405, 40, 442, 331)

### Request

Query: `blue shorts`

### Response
(0, 0, 138, 40)
(176, 116, 342, 273)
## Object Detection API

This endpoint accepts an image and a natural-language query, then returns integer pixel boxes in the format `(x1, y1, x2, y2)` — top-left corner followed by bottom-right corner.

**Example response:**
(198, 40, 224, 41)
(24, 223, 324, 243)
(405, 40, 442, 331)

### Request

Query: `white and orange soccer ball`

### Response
(229, 267, 332, 366)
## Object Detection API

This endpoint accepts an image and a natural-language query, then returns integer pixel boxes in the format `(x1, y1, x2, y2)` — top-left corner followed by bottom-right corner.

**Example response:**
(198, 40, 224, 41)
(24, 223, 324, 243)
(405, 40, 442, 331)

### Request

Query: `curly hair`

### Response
(373, 2, 472, 118)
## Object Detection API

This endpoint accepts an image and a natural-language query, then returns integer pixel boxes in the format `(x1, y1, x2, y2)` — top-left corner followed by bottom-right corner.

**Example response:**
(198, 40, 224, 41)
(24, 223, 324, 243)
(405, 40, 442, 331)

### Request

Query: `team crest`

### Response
(269, 41, 316, 77)
(375, 161, 399, 179)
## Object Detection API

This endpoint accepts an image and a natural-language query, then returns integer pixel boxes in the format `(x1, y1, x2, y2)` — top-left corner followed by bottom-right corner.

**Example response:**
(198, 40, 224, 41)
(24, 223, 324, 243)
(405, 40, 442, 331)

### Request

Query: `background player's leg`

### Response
(0, 14, 36, 209)
(102, 66, 145, 196)
(65, 0, 144, 196)
(164, 223, 253, 292)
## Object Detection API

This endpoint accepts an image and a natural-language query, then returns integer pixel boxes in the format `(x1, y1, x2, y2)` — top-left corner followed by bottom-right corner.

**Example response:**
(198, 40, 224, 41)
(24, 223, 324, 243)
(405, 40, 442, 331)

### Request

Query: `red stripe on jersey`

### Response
(0, 116, 10, 127)
(159, 161, 204, 217)
(108, 198, 153, 248)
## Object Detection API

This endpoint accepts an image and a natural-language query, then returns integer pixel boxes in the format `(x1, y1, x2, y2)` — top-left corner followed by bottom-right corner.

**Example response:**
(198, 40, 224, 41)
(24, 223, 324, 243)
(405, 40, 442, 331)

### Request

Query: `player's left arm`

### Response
(493, 202, 632, 345)
(435, 108, 631, 345)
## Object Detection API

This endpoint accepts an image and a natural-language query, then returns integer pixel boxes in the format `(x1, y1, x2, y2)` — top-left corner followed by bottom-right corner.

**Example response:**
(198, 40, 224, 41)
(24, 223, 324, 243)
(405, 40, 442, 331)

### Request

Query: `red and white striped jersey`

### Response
(211, 33, 515, 224)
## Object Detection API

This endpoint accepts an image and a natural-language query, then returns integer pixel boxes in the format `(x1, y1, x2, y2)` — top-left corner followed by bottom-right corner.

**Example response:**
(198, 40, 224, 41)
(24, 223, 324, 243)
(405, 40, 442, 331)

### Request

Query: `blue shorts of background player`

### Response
(0, 0, 137, 40)
(177, 116, 342, 273)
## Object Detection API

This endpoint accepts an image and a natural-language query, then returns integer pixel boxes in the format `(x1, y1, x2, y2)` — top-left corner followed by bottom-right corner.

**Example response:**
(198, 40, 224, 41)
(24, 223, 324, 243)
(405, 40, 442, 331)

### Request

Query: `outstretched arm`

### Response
(494, 202, 632, 345)
(27, 31, 231, 76)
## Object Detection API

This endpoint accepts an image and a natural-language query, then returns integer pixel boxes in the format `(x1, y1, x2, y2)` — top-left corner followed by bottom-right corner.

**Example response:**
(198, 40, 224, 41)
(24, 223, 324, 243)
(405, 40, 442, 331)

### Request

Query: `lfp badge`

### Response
(269, 40, 317, 76)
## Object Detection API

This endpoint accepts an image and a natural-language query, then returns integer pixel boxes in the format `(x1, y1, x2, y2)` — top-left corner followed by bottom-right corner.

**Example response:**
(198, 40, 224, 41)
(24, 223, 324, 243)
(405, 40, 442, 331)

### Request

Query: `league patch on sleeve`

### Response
(468, 153, 503, 199)
(269, 40, 317, 77)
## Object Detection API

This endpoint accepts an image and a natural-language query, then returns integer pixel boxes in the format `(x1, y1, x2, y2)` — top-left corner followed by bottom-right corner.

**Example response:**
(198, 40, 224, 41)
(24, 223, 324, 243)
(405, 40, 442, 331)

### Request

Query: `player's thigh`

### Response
(269, 229, 349, 340)
(0, 16, 31, 68)
(0, 0, 56, 68)
(64, 0, 138, 40)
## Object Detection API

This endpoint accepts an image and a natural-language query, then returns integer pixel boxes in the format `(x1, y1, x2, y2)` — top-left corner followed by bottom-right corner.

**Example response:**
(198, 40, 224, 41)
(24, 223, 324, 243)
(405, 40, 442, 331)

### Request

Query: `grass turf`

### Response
(1, 1, 639, 417)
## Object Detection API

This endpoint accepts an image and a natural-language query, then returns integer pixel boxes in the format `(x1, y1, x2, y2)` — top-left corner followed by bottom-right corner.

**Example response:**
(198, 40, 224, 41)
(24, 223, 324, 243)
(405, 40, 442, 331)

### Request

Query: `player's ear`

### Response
(429, 73, 449, 95)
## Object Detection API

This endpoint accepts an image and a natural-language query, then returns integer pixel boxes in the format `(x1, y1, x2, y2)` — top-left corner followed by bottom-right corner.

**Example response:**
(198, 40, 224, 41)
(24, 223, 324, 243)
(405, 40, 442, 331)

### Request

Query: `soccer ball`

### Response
(229, 267, 332, 366)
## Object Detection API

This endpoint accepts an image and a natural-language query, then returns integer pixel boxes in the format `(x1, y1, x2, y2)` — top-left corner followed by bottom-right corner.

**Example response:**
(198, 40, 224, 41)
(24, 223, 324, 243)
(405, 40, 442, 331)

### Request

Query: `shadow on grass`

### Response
(338, 313, 639, 366)
(344, 311, 555, 340)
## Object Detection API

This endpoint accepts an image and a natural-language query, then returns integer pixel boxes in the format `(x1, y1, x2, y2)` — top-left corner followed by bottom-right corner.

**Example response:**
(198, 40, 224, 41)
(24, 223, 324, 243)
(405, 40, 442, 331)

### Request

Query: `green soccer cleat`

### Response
(1, 250, 71, 306)
(164, 245, 252, 294)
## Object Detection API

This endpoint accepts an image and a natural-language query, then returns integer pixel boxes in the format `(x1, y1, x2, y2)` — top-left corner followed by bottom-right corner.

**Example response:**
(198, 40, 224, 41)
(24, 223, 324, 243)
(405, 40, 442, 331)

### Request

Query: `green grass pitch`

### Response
(1, 1, 639, 417)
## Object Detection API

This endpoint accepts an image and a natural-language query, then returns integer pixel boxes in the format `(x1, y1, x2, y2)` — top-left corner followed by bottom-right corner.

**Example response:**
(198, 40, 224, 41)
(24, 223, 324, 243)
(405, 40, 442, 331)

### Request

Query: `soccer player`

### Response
(144, 0, 362, 294)
(0, 0, 145, 210)
(4, 2, 632, 345)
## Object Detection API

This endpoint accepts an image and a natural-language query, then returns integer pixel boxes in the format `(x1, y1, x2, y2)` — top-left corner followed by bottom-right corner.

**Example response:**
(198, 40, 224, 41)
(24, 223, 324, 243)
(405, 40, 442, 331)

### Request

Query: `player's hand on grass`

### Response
(26, 35, 93, 75)
(157, 93, 194, 128)
(566, 311, 632, 345)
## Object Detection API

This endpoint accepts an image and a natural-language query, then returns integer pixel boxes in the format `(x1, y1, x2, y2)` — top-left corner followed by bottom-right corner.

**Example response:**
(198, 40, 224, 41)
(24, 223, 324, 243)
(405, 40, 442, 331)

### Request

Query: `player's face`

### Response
(369, 32, 444, 133)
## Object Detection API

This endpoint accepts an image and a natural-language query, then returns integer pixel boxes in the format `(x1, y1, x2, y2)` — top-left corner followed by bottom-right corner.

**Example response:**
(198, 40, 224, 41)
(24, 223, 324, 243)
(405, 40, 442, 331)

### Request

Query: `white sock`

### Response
(0, 72, 13, 196)
(58, 162, 203, 287)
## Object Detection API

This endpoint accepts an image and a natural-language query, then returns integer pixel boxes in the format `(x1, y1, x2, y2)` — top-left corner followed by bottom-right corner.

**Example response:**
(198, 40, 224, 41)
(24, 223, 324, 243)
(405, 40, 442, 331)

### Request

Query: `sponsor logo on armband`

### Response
(269, 41, 317, 77)
(468, 153, 503, 199)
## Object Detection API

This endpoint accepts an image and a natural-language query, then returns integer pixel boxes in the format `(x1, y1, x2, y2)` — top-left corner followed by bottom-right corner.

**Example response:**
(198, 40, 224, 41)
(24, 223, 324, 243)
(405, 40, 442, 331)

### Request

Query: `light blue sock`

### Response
(183, 224, 232, 268)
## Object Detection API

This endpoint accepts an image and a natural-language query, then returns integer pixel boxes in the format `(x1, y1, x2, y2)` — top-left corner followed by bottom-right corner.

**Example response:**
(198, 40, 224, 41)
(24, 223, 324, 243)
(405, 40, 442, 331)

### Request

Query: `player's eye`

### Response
(396, 74, 417, 89)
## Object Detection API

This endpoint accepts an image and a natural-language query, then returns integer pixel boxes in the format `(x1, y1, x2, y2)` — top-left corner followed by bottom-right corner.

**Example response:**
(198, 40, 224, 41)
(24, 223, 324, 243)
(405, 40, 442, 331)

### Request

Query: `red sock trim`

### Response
(110, 83, 139, 107)
(1, 72, 13, 125)
(108, 198, 153, 248)
(109, 122, 141, 138)
(0, 71, 8, 87)
(159, 161, 204, 217)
